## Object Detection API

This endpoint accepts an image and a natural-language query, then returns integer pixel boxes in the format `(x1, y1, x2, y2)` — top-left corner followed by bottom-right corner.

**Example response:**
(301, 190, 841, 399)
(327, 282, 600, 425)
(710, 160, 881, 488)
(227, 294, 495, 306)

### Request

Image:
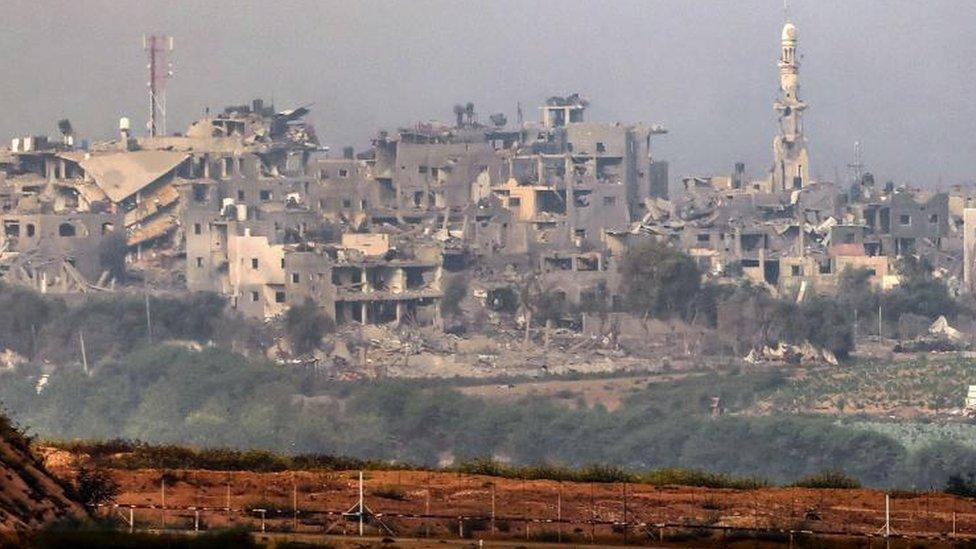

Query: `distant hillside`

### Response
(0, 414, 82, 532)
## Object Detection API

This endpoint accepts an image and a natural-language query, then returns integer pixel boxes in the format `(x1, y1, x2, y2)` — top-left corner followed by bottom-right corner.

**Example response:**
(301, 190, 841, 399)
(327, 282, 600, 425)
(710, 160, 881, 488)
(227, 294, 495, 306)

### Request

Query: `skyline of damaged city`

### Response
(8, 2, 976, 546)
(0, 0, 974, 185)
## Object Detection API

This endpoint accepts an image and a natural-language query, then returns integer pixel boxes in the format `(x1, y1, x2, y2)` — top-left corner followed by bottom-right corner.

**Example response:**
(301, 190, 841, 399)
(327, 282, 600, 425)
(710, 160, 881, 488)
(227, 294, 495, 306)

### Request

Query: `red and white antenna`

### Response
(143, 34, 174, 137)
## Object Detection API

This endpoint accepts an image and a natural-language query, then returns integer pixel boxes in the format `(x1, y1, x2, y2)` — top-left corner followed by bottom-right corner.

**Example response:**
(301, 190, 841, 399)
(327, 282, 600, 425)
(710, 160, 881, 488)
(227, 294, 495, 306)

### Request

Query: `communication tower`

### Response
(143, 35, 174, 137)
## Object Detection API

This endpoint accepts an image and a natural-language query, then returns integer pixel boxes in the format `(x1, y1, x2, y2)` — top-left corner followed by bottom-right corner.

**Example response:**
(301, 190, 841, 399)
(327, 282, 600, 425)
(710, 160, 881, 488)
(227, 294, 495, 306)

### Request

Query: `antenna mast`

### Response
(143, 34, 174, 137)
(847, 140, 864, 183)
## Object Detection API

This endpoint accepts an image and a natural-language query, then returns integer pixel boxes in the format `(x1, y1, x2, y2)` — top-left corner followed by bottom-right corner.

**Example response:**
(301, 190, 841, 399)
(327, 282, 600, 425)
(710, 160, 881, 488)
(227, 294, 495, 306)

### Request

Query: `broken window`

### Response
(259, 190, 272, 201)
(418, 166, 428, 174)
(222, 157, 233, 179)
(319, 169, 329, 179)
(342, 199, 352, 208)
(508, 197, 521, 207)
(237, 190, 246, 201)
(291, 273, 300, 283)
(899, 214, 911, 226)
(697, 233, 710, 243)
(791, 265, 802, 276)
(3, 221, 19, 238)
(196, 257, 203, 268)
(275, 291, 286, 303)
(26, 224, 35, 237)
(545, 257, 574, 271)
(251, 258, 259, 269)
(576, 255, 599, 271)
(413, 191, 424, 207)
(250, 291, 259, 302)
(929, 214, 939, 224)
(194, 223, 202, 235)
(193, 184, 208, 202)
(58, 223, 76, 237)
(602, 196, 616, 206)
(596, 142, 606, 153)
(338, 168, 349, 178)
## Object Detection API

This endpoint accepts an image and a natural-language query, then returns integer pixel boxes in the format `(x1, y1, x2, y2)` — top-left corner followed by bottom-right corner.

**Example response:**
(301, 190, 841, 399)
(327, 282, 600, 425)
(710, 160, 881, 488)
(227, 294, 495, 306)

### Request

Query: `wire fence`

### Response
(96, 469, 976, 545)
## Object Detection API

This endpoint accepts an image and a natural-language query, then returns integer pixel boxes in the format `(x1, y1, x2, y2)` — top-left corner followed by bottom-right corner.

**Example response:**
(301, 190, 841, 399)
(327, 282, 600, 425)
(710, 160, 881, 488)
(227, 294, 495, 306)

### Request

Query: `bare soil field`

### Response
(67, 466, 976, 543)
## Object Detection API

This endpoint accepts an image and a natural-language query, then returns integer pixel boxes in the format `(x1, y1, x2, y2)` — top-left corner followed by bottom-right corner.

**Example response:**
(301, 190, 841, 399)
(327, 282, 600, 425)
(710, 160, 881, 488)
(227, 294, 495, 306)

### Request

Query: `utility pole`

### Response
(78, 331, 88, 375)
(144, 279, 153, 345)
(878, 304, 883, 339)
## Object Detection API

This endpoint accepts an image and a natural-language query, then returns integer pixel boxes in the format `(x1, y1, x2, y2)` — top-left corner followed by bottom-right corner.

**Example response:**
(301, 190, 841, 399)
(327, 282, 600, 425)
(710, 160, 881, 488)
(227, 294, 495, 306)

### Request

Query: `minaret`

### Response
(771, 20, 810, 191)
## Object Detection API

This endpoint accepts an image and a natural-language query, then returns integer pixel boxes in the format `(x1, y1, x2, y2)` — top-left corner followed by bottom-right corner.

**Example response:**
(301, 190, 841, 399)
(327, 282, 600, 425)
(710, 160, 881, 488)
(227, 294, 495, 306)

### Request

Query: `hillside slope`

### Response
(0, 415, 83, 531)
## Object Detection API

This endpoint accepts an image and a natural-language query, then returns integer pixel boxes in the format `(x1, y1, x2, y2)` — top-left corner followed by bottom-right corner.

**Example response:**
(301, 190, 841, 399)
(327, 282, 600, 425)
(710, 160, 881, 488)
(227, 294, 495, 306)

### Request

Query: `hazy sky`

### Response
(1, 0, 974, 187)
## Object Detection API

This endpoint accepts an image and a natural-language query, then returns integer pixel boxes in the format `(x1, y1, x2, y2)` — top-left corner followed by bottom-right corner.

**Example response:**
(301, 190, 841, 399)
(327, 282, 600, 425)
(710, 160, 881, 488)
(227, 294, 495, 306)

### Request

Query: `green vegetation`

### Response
(620, 239, 701, 320)
(768, 357, 976, 413)
(73, 466, 120, 508)
(3, 346, 976, 489)
(791, 471, 861, 489)
(619, 245, 963, 357)
(944, 473, 976, 498)
(284, 298, 334, 355)
(0, 283, 229, 364)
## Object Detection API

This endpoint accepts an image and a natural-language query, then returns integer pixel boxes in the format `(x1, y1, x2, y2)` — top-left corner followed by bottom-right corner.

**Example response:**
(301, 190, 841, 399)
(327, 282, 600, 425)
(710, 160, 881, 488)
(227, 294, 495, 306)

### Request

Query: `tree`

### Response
(0, 283, 59, 359)
(838, 266, 880, 335)
(452, 104, 465, 128)
(619, 239, 701, 320)
(75, 465, 120, 508)
(285, 299, 334, 355)
(785, 297, 855, 358)
(883, 256, 959, 322)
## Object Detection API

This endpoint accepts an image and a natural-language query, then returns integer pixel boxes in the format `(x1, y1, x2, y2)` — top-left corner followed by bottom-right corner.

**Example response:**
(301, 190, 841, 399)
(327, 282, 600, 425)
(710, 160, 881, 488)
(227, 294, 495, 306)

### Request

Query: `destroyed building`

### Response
(0, 136, 125, 292)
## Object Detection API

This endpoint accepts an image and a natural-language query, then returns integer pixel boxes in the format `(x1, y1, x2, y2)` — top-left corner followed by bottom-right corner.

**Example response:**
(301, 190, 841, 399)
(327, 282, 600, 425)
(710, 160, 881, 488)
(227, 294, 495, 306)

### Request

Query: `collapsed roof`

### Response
(59, 150, 188, 202)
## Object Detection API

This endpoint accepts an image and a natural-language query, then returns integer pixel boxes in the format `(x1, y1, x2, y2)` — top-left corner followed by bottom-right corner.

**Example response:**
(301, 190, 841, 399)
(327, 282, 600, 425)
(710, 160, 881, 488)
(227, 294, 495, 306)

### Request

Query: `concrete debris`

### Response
(0, 348, 26, 371)
(930, 315, 963, 342)
(744, 342, 838, 366)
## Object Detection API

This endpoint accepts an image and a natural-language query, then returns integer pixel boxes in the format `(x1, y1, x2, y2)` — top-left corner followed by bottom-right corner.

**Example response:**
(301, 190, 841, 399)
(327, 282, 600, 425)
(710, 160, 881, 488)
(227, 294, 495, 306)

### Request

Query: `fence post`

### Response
(160, 478, 166, 530)
(490, 483, 496, 535)
(557, 483, 562, 543)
